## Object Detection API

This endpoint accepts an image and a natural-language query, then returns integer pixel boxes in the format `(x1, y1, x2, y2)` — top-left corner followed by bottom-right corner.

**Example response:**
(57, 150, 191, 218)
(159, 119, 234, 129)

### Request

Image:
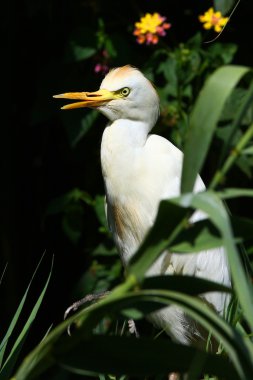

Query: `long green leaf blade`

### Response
(0, 256, 53, 380)
(0, 253, 46, 368)
(172, 191, 253, 331)
(181, 65, 250, 193)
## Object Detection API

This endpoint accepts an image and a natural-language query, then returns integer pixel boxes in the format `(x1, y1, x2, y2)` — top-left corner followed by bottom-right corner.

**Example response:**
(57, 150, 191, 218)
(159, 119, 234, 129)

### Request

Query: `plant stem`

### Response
(209, 123, 253, 190)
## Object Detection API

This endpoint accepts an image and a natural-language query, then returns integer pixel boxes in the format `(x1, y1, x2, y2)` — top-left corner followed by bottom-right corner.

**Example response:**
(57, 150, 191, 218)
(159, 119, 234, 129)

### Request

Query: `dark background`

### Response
(2, 0, 253, 363)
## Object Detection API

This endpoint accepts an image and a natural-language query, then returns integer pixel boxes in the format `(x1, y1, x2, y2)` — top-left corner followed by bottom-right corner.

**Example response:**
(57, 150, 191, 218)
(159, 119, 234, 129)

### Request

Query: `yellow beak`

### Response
(53, 89, 118, 110)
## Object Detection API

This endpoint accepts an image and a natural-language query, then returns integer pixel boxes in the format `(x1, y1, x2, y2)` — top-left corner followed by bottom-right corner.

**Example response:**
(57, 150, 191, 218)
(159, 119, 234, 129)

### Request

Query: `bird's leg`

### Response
(64, 291, 110, 335)
(64, 291, 139, 337)
(64, 290, 110, 320)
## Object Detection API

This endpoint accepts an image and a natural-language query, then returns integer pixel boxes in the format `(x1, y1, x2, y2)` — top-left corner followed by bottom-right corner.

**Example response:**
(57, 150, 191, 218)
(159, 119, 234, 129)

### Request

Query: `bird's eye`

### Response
(121, 87, 130, 97)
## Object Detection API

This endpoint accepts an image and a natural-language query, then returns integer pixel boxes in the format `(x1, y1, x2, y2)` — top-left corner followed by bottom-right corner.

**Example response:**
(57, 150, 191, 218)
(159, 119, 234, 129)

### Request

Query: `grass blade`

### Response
(0, 253, 46, 368)
(0, 255, 53, 379)
(0, 264, 8, 287)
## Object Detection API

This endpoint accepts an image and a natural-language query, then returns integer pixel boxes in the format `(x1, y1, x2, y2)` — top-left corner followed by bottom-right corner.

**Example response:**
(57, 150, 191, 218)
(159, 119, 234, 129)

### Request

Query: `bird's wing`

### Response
(146, 135, 230, 288)
(145, 134, 206, 200)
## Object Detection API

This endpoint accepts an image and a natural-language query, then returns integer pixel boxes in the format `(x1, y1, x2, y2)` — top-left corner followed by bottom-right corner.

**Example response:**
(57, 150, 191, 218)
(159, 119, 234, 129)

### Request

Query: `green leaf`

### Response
(0, 255, 45, 367)
(172, 191, 253, 332)
(12, 276, 250, 380)
(157, 57, 178, 97)
(91, 244, 117, 257)
(0, 255, 52, 378)
(235, 155, 253, 178)
(46, 188, 93, 216)
(219, 80, 253, 165)
(129, 202, 189, 279)
(243, 146, 253, 155)
(181, 65, 250, 193)
(67, 44, 96, 62)
(94, 195, 107, 228)
(230, 215, 253, 243)
(170, 219, 222, 253)
(219, 187, 253, 199)
(207, 43, 237, 65)
(142, 275, 231, 295)
(56, 335, 239, 379)
(0, 264, 8, 287)
(64, 26, 97, 63)
(214, 0, 237, 14)
(62, 203, 84, 244)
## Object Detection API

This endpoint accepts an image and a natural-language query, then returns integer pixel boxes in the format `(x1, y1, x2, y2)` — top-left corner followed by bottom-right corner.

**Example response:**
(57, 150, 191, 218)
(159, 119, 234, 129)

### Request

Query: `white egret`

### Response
(54, 65, 230, 347)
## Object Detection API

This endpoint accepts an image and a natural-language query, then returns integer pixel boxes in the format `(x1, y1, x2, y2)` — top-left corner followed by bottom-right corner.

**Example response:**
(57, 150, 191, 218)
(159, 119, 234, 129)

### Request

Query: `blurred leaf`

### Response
(94, 195, 107, 228)
(207, 43, 237, 65)
(219, 80, 253, 164)
(65, 43, 96, 63)
(157, 57, 178, 97)
(56, 335, 238, 379)
(64, 27, 97, 63)
(215, 124, 242, 145)
(91, 244, 117, 257)
(243, 146, 253, 155)
(231, 215, 253, 243)
(214, 0, 237, 14)
(181, 65, 250, 193)
(187, 33, 202, 49)
(235, 155, 253, 178)
(62, 203, 84, 244)
(220, 88, 250, 123)
(219, 187, 253, 199)
(0, 264, 7, 287)
(104, 39, 117, 58)
(46, 188, 93, 243)
(178, 48, 201, 85)
(46, 188, 93, 216)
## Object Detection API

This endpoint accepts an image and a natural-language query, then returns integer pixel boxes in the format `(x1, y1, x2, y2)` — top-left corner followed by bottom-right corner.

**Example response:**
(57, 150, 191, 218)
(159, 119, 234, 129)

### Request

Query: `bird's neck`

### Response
(101, 119, 151, 198)
(103, 119, 151, 148)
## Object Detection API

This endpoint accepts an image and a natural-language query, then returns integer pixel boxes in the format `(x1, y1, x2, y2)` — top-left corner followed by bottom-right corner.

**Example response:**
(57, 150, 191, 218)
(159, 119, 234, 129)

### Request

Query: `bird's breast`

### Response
(101, 134, 157, 262)
(100, 126, 181, 264)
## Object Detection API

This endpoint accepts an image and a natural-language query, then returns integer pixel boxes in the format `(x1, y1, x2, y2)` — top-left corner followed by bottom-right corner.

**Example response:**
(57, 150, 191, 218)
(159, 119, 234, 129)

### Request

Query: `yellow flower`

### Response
(199, 7, 228, 33)
(133, 12, 171, 45)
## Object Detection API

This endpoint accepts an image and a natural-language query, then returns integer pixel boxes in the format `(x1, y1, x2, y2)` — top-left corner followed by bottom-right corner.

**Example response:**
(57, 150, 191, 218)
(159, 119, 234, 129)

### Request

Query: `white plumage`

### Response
(54, 65, 230, 347)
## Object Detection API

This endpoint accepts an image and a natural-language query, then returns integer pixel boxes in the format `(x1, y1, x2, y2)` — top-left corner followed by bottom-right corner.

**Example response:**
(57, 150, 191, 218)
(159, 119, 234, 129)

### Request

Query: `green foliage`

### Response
(11, 63, 253, 380)
(181, 65, 250, 193)
(144, 35, 237, 147)
(214, 0, 238, 14)
(0, 256, 52, 380)
(4, 1, 253, 379)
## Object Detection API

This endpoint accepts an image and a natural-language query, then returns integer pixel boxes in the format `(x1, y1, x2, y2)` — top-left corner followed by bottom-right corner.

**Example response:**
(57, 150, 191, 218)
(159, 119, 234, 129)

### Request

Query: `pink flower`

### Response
(94, 63, 109, 74)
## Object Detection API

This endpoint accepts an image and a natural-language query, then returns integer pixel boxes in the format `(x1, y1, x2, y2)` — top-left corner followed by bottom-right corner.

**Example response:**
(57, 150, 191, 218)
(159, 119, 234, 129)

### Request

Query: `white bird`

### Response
(54, 65, 230, 348)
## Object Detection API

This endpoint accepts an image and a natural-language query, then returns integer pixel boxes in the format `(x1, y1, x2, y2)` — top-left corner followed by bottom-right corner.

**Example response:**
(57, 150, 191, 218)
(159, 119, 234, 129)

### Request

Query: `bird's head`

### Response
(54, 65, 160, 128)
